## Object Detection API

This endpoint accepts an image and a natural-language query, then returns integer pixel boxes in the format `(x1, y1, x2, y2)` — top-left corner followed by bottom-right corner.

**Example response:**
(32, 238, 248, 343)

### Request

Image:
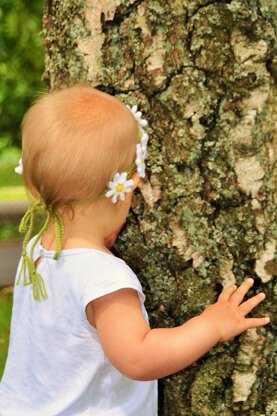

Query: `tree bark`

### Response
(43, 1, 276, 414)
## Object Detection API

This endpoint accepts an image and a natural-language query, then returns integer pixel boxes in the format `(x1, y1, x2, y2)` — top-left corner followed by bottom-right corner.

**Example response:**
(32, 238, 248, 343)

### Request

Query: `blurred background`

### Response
(0, 0, 45, 377)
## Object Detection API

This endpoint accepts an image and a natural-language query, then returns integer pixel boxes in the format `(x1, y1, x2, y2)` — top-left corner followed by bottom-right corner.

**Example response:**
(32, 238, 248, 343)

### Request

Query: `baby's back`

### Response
(0, 237, 157, 416)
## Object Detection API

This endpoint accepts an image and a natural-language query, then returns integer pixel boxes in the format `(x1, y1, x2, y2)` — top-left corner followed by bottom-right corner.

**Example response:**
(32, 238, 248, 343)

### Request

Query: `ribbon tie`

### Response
(16, 202, 64, 301)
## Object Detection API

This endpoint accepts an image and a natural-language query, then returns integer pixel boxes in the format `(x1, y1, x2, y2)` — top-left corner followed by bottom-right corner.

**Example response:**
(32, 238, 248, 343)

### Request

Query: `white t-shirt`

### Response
(0, 237, 157, 416)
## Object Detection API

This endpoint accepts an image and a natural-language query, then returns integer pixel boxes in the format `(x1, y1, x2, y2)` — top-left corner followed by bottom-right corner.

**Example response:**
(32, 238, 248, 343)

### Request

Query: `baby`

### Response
(0, 85, 270, 415)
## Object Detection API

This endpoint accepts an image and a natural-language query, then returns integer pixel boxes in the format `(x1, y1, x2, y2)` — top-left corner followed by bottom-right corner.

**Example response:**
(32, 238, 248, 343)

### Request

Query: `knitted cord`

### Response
(17, 202, 64, 301)
(127, 163, 137, 178)
(53, 210, 65, 260)
(125, 125, 143, 179)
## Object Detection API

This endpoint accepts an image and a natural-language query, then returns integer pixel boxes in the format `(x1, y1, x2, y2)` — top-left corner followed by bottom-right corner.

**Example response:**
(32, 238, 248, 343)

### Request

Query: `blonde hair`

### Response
(22, 85, 138, 209)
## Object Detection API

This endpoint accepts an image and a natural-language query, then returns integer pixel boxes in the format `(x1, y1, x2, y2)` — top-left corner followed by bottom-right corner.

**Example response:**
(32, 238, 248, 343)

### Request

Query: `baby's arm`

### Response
(87, 278, 269, 381)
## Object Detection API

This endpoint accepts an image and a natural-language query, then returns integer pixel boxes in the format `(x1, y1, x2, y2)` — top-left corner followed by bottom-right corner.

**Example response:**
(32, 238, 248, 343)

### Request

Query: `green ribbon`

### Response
(16, 201, 64, 301)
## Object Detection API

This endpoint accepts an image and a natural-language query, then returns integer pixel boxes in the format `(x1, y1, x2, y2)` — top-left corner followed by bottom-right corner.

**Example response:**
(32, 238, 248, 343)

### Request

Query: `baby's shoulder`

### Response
(72, 250, 145, 306)
(87, 250, 137, 281)
(77, 249, 130, 271)
(67, 249, 137, 283)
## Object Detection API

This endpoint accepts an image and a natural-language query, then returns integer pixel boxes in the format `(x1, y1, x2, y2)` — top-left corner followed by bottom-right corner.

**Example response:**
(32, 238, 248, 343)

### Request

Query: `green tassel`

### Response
(32, 270, 48, 301)
(16, 255, 47, 301)
(17, 201, 64, 301)
(16, 256, 32, 287)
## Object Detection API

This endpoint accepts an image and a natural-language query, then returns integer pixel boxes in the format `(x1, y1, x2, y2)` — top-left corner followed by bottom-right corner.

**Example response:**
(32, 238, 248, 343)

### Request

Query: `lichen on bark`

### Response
(43, 0, 90, 88)
(43, 0, 276, 414)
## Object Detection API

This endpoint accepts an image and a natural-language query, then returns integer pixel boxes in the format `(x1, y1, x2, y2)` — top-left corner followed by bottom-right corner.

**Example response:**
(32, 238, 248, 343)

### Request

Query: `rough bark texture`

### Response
(43, 1, 276, 414)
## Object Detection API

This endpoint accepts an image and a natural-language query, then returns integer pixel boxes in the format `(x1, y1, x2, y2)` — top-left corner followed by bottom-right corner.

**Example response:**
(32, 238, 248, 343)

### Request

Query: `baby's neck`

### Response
(39, 197, 127, 256)
(41, 219, 113, 256)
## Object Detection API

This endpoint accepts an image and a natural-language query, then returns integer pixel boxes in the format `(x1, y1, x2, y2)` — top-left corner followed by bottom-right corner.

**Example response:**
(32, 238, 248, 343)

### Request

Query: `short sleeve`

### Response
(80, 257, 145, 314)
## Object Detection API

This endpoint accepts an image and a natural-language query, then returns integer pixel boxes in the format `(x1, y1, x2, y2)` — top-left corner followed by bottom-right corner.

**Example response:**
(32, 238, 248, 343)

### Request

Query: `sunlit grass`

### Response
(0, 147, 24, 189)
(0, 290, 13, 379)
(0, 186, 27, 201)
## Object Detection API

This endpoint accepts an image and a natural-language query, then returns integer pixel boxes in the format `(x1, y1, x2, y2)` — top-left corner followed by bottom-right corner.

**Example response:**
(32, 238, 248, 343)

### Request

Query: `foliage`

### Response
(0, 0, 45, 152)
(0, 222, 22, 241)
(0, 146, 24, 188)
(0, 291, 13, 379)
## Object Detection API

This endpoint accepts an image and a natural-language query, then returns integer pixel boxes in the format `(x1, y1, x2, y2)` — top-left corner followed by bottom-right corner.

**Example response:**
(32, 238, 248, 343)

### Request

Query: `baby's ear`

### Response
(131, 172, 141, 191)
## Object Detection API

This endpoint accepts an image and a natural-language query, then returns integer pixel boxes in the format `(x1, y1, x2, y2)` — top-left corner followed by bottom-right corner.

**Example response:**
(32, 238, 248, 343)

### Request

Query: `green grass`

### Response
(0, 222, 22, 241)
(0, 291, 13, 379)
(0, 147, 24, 188)
(0, 167, 23, 188)
(0, 147, 27, 202)
(0, 217, 46, 241)
(0, 186, 27, 201)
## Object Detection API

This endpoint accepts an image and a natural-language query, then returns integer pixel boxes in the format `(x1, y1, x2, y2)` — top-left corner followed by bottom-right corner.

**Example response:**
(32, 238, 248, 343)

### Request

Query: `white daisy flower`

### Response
(136, 144, 147, 178)
(127, 105, 148, 128)
(105, 172, 134, 204)
(15, 159, 23, 175)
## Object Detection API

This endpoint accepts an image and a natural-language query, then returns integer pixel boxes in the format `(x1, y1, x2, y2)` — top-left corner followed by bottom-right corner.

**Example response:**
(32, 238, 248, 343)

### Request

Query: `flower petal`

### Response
(140, 119, 148, 127)
(105, 189, 114, 198)
(108, 181, 115, 189)
(15, 166, 23, 175)
(113, 172, 121, 182)
(117, 172, 126, 183)
(141, 133, 149, 146)
(15, 159, 23, 175)
(138, 167, 145, 178)
(112, 193, 118, 203)
(125, 179, 134, 187)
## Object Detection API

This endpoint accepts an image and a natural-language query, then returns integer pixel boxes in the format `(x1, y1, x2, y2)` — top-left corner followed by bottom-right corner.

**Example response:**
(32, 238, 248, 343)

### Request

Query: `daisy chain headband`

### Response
(14, 104, 149, 301)
(105, 105, 148, 203)
(15, 105, 148, 203)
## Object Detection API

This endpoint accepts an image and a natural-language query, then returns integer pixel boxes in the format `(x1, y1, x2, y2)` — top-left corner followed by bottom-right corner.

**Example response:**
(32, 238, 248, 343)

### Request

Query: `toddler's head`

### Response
(17, 85, 149, 301)
(21, 84, 140, 209)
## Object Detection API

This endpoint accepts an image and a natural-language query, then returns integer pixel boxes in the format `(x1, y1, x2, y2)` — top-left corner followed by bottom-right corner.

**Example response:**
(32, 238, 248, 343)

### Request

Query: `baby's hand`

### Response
(201, 278, 270, 342)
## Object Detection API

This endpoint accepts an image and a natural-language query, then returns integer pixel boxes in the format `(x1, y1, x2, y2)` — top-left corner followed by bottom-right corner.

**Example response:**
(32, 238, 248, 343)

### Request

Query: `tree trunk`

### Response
(43, 1, 276, 414)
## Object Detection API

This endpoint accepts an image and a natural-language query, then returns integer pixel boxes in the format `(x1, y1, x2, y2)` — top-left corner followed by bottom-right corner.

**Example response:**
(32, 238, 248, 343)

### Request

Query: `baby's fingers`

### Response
(218, 284, 237, 302)
(244, 316, 270, 330)
(239, 292, 266, 316)
(230, 278, 254, 306)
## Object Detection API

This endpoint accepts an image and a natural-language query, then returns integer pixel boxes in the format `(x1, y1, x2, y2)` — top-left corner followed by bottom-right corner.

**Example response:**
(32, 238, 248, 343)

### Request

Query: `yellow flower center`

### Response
(116, 183, 125, 193)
